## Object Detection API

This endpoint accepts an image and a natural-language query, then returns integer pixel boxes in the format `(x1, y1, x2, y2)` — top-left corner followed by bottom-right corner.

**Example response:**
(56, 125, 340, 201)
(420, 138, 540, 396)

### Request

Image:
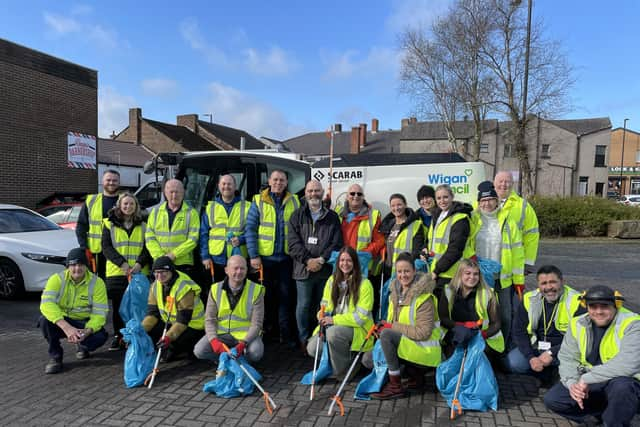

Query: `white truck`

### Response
(311, 153, 486, 215)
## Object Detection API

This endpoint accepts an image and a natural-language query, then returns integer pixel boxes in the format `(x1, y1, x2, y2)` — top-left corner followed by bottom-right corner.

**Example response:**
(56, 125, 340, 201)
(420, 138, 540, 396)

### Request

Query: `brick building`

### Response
(0, 38, 98, 208)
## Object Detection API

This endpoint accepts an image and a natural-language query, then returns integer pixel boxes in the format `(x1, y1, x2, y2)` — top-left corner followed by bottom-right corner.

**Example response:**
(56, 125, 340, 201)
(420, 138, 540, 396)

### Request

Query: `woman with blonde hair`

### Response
(438, 258, 503, 359)
(102, 192, 150, 350)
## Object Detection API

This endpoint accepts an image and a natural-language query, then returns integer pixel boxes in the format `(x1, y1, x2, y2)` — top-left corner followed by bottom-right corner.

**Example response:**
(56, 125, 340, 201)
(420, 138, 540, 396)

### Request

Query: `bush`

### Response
(528, 196, 640, 237)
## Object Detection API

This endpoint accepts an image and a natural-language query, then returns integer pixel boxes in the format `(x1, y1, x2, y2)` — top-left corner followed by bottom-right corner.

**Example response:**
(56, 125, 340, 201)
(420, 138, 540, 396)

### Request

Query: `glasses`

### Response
(349, 192, 363, 197)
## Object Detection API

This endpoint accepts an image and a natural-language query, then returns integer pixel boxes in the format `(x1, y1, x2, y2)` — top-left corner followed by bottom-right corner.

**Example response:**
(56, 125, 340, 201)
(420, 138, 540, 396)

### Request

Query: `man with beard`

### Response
(288, 180, 342, 349)
(504, 265, 584, 387)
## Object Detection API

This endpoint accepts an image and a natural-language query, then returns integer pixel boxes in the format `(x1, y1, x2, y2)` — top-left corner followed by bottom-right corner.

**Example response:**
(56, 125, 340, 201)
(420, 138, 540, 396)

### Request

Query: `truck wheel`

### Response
(0, 258, 25, 299)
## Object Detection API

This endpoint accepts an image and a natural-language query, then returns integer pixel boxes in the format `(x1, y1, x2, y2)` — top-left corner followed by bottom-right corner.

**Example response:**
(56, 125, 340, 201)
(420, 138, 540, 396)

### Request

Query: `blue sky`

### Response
(2, 1, 639, 140)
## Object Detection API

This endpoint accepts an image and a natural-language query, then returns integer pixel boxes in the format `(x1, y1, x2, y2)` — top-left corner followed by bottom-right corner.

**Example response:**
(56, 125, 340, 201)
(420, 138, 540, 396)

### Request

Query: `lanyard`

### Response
(542, 300, 560, 340)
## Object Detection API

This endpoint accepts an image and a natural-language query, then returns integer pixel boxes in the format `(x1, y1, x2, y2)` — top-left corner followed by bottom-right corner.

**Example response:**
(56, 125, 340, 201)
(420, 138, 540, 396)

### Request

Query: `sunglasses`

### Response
(349, 192, 363, 197)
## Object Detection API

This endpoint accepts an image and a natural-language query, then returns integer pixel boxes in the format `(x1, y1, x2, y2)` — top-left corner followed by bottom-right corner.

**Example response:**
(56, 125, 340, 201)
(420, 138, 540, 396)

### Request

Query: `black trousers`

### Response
(147, 321, 204, 358)
(106, 276, 128, 336)
(38, 316, 108, 359)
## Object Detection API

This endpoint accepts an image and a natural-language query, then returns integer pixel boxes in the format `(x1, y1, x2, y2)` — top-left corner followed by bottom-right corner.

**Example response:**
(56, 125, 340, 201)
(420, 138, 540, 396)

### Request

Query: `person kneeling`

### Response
(194, 255, 265, 363)
(142, 256, 205, 361)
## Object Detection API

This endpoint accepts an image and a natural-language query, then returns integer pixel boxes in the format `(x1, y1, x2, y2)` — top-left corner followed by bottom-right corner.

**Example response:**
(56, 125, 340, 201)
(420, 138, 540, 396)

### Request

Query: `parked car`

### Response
(618, 195, 640, 207)
(607, 191, 620, 200)
(0, 204, 78, 298)
(45, 204, 82, 229)
(35, 192, 86, 217)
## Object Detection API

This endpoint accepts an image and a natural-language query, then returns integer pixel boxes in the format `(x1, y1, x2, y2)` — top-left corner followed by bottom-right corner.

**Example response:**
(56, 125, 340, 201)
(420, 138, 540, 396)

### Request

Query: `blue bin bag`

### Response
(477, 257, 502, 289)
(226, 232, 242, 256)
(328, 251, 372, 276)
(203, 350, 263, 398)
(120, 319, 156, 388)
(301, 338, 333, 384)
(378, 275, 394, 322)
(436, 333, 499, 412)
(354, 340, 388, 400)
(414, 258, 429, 273)
(119, 273, 151, 323)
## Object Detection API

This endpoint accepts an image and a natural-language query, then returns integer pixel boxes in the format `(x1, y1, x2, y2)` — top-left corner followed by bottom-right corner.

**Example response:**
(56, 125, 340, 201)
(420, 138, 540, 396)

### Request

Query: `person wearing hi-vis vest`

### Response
(101, 192, 151, 351)
(193, 255, 265, 363)
(245, 169, 300, 348)
(142, 256, 205, 361)
(76, 169, 121, 279)
(145, 179, 200, 279)
(39, 248, 109, 374)
(544, 285, 640, 426)
(438, 258, 503, 360)
(505, 265, 584, 387)
(465, 181, 524, 348)
(427, 184, 473, 299)
(306, 246, 374, 376)
(199, 174, 251, 285)
(362, 252, 442, 399)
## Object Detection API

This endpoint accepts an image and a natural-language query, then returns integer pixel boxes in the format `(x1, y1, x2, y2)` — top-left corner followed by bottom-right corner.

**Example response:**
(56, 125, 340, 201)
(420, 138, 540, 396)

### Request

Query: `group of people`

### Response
(36, 168, 640, 425)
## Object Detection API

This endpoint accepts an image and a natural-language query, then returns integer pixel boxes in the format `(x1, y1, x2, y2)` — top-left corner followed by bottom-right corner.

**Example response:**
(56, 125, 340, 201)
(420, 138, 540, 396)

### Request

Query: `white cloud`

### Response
(243, 46, 299, 76)
(179, 18, 230, 68)
(43, 12, 80, 34)
(141, 78, 178, 97)
(203, 82, 309, 139)
(386, 0, 451, 33)
(321, 47, 400, 80)
(43, 11, 121, 49)
(98, 86, 136, 138)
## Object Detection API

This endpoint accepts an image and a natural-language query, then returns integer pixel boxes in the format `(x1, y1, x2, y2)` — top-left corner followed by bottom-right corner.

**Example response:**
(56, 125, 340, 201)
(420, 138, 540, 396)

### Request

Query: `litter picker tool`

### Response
(222, 343, 277, 414)
(328, 323, 377, 416)
(310, 305, 326, 401)
(145, 295, 174, 389)
(378, 248, 386, 320)
(450, 347, 468, 420)
(209, 263, 215, 281)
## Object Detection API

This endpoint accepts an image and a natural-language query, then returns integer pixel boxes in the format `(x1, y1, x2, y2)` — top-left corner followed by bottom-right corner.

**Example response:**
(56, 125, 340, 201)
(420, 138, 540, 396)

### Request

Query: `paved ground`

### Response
(1, 239, 639, 427)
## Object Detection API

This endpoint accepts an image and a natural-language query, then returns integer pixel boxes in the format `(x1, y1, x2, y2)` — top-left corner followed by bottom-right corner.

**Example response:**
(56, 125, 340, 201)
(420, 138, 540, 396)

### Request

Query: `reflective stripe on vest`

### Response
(428, 213, 467, 278)
(391, 220, 420, 265)
(213, 280, 262, 340)
(86, 194, 103, 253)
(105, 221, 147, 277)
(207, 201, 249, 257)
(153, 273, 205, 329)
(254, 194, 299, 256)
(49, 272, 108, 318)
(524, 286, 579, 343)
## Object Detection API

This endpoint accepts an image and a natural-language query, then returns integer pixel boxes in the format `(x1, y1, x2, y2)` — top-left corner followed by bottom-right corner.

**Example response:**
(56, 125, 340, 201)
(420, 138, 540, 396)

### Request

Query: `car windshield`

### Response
(0, 208, 61, 233)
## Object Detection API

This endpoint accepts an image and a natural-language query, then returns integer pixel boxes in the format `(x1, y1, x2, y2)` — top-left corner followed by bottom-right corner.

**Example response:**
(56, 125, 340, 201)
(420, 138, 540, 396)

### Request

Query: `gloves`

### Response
(481, 330, 489, 340)
(377, 321, 393, 332)
(210, 338, 225, 354)
(156, 335, 171, 351)
(234, 340, 246, 355)
(455, 320, 481, 329)
(452, 325, 476, 348)
(514, 284, 525, 299)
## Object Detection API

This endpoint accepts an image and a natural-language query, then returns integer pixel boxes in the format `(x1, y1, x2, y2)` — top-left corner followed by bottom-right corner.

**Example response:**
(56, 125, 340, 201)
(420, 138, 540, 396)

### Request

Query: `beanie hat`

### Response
(477, 181, 498, 201)
(152, 256, 175, 272)
(67, 248, 88, 266)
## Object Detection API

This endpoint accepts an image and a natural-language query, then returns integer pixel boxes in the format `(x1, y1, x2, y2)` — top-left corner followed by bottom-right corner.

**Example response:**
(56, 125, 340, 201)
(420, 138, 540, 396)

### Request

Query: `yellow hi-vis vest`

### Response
(205, 200, 251, 258)
(317, 276, 375, 351)
(523, 285, 580, 345)
(466, 210, 525, 288)
(335, 204, 382, 274)
(152, 272, 205, 330)
(390, 219, 423, 268)
(387, 291, 442, 367)
(85, 194, 104, 253)
(103, 219, 149, 278)
(252, 191, 299, 256)
(212, 280, 264, 341)
(445, 286, 505, 353)
(146, 202, 199, 266)
(570, 308, 640, 381)
(428, 212, 470, 278)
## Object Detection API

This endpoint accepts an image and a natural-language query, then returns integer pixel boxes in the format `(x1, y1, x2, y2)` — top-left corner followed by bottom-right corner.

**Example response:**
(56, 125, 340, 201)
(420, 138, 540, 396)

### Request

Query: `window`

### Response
(594, 145, 606, 167)
(480, 143, 489, 154)
(579, 176, 588, 196)
(0, 209, 60, 233)
(504, 144, 515, 158)
(636, 150, 640, 163)
(541, 144, 550, 158)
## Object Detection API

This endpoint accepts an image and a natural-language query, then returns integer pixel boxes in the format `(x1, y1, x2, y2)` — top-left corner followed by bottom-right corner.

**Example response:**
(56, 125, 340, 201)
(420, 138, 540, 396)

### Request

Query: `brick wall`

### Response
(0, 39, 98, 209)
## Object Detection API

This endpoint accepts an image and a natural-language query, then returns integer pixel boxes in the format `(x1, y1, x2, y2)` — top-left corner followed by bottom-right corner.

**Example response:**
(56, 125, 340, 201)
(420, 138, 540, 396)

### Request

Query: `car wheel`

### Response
(0, 258, 25, 299)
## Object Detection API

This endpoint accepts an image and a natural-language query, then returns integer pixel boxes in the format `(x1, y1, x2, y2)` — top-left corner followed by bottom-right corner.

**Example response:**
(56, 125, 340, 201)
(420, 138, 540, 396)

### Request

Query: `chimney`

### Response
(401, 118, 410, 129)
(371, 118, 379, 133)
(129, 108, 142, 144)
(177, 114, 198, 134)
(359, 123, 367, 148)
(409, 117, 417, 125)
(350, 126, 361, 154)
(333, 123, 342, 133)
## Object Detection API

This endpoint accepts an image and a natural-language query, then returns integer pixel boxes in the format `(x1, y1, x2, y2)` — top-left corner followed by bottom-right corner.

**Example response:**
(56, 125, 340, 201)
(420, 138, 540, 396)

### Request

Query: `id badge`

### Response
(307, 237, 318, 245)
(538, 341, 551, 351)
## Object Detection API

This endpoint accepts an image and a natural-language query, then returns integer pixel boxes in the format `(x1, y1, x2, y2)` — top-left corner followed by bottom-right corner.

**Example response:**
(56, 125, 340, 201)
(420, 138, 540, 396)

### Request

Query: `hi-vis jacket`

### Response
(84, 194, 105, 254)
(102, 218, 149, 278)
(428, 202, 472, 279)
(386, 273, 442, 367)
(466, 209, 525, 288)
(501, 190, 539, 266)
(40, 270, 109, 332)
(559, 308, 640, 388)
(247, 189, 300, 258)
(210, 280, 264, 341)
(335, 202, 385, 273)
(523, 285, 581, 341)
(444, 286, 504, 352)
(146, 202, 200, 266)
(204, 199, 251, 258)
(317, 276, 374, 351)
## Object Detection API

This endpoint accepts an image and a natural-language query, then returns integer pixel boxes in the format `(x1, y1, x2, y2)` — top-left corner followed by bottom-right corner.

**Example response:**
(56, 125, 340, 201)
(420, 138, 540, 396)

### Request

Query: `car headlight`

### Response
(21, 253, 67, 265)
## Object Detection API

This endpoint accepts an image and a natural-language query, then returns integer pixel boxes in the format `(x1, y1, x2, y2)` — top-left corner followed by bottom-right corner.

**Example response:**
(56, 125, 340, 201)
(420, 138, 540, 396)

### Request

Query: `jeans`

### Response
(38, 315, 108, 359)
(544, 377, 640, 427)
(363, 328, 403, 372)
(306, 325, 354, 376)
(193, 333, 264, 363)
(296, 267, 331, 343)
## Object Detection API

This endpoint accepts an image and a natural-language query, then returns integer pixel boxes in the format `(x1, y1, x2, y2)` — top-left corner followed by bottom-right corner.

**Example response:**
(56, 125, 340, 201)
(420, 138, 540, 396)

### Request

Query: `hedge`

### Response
(528, 196, 640, 237)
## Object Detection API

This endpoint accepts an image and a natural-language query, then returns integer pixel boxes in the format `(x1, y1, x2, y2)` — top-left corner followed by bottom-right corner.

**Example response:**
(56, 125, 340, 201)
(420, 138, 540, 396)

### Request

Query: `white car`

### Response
(0, 204, 79, 298)
(618, 195, 640, 207)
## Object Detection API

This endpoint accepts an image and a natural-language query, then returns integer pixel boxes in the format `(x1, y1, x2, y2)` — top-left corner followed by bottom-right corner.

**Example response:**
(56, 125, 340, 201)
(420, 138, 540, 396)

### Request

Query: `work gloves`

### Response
(210, 338, 225, 354)
(234, 341, 246, 355)
(452, 325, 477, 348)
(376, 321, 393, 333)
(156, 335, 171, 351)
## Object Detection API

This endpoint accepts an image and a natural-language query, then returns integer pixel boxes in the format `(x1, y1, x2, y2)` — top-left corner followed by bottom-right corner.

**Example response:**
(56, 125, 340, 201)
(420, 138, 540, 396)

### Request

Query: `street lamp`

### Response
(619, 118, 629, 194)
